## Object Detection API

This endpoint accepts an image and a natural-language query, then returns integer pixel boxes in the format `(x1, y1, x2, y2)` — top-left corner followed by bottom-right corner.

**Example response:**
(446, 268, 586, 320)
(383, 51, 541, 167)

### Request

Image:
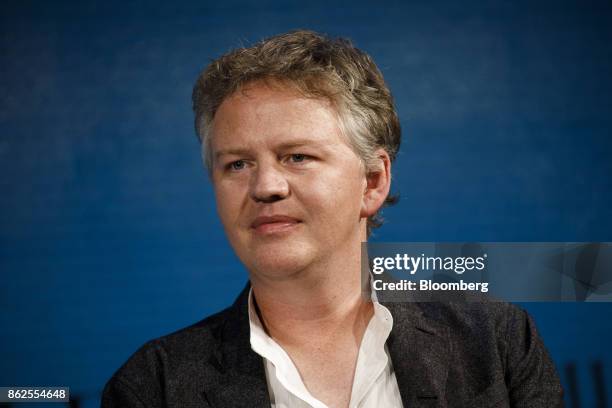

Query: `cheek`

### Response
(214, 182, 243, 228)
(298, 169, 364, 221)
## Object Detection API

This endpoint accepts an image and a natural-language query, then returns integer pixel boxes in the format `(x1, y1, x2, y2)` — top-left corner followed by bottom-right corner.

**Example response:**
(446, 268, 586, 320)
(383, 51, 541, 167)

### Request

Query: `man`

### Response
(102, 30, 563, 407)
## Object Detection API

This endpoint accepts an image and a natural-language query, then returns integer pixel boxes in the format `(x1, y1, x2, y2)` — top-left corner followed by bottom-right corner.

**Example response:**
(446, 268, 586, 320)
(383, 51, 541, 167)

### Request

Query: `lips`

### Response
(250, 215, 301, 234)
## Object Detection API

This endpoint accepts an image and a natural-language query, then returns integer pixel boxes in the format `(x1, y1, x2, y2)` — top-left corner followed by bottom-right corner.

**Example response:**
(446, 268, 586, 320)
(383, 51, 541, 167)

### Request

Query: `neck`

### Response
(249, 229, 372, 346)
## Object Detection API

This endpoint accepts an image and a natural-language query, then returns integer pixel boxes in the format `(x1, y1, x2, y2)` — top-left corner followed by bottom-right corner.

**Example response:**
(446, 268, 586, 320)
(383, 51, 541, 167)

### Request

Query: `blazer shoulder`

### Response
(414, 300, 563, 406)
(102, 304, 236, 407)
(417, 299, 523, 335)
(416, 300, 547, 368)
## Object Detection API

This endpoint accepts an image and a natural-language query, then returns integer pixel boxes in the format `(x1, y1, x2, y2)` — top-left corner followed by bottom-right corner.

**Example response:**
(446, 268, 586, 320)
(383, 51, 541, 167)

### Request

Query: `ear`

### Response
(361, 149, 391, 219)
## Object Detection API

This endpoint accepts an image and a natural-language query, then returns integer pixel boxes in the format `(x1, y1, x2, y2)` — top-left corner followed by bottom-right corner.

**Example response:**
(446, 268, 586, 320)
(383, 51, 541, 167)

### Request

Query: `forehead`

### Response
(210, 82, 344, 149)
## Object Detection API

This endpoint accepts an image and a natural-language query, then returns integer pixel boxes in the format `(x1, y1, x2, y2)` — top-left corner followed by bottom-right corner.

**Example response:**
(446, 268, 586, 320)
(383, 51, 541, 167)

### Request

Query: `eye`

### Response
(229, 160, 246, 171)
(289, 154, 307, 163)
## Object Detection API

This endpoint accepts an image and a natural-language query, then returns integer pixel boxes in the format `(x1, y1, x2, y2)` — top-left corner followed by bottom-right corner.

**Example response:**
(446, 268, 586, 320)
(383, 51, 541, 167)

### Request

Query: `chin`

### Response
(244, 242, 316, 280)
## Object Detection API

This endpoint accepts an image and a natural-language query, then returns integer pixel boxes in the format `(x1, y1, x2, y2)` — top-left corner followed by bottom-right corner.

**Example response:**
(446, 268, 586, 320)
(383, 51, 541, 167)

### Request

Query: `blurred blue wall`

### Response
(1, 0, 611, 406)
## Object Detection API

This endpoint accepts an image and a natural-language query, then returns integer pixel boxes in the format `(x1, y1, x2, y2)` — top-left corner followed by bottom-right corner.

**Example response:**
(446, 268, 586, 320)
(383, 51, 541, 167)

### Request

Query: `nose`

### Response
(249, 162, 290, 203)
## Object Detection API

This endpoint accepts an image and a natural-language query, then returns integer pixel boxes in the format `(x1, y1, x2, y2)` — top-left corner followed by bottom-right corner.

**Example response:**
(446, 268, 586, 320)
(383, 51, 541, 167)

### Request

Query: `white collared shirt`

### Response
(248, 289, 404, 408)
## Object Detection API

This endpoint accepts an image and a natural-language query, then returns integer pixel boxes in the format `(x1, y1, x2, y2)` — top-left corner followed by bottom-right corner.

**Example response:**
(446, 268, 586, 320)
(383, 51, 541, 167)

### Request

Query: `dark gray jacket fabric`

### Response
(102, 285, 563, 407)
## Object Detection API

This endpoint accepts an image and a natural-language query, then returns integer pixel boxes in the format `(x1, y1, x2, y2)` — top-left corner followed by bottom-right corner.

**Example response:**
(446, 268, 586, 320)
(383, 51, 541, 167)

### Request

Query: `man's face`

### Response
(210, 82, 368, 279)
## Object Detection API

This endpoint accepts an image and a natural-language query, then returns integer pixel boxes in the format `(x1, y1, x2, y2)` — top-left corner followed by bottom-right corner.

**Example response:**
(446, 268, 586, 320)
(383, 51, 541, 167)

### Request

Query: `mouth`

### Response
(250, 215, 302, 235)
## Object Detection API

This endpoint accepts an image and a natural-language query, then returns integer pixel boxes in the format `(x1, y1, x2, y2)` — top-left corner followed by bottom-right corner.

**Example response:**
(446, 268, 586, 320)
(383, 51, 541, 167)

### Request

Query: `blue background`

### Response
(1, 0, 611, 406)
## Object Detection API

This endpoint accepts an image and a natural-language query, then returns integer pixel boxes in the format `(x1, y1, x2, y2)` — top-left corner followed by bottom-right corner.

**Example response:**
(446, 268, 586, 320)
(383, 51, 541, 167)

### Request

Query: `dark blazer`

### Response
(102, 285, 563, 407)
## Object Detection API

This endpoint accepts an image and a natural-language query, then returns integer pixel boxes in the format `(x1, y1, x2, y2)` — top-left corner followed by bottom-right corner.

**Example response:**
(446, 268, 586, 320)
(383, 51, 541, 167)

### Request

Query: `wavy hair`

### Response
(192, 30, 401, 234)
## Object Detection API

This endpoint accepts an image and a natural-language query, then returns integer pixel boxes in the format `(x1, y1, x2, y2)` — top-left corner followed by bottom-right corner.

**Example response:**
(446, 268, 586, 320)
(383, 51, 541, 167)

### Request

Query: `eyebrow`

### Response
(214, 139, 330, 161)
(214, 148, 250, 161)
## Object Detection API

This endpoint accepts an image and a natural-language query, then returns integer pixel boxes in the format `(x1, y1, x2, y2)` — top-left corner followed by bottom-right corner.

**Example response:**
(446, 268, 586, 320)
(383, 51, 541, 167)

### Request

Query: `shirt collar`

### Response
(247, 287, 394, 406)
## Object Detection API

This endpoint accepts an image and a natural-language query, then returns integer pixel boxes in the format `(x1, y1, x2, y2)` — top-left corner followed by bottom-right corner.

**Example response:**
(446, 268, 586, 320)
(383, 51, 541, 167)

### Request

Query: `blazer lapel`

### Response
(201, 284, 271, 408)
(200, 286, 451, 407)
(384, 301, 451, 407)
